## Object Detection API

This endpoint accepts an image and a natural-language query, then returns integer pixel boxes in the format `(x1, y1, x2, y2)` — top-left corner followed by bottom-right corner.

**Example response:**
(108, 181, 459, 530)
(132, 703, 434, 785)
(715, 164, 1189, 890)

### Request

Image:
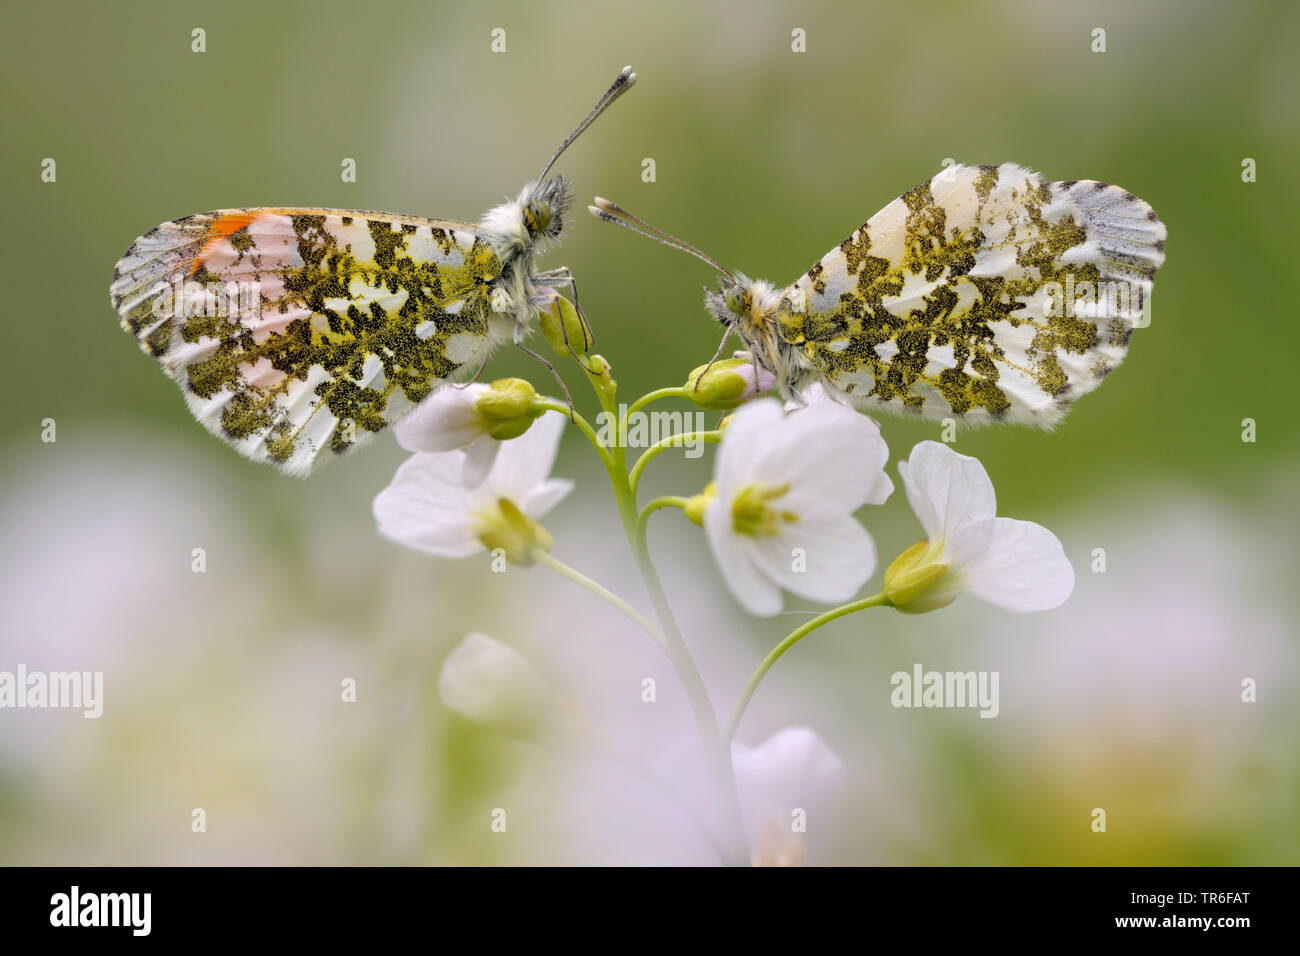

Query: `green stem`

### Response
(593, 383, 749, 866)
(629, 431, 722, 496)
(626, 386, 690, 418)
(725, 591, 893, 741)
(636, 496, 689, 537)
(531, 549, 667, 653)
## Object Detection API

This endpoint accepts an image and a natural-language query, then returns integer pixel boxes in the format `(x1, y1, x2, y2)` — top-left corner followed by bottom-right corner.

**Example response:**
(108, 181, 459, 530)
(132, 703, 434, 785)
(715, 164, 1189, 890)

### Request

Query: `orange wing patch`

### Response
(191, 211, 269, 274)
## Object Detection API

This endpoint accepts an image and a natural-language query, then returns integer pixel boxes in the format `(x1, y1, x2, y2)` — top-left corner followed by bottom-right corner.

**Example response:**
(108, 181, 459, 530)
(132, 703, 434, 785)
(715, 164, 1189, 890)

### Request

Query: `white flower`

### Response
(438, 633, 553, 738)
(887, 440, 1074, 613)
(373, 410, 573, 564)
(394, 378, 544, 486)
(732, 727, 846, 866)
(701, 398, 893, 617)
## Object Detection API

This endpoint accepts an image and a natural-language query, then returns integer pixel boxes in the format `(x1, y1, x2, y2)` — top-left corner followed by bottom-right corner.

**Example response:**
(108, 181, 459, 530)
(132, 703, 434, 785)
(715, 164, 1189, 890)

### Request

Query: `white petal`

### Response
(461, 435, 500, 487)
(748, 518, 877, 605)
(939, 515, 997, 568)
(960, 517, 1075, 612)
(863, 468, 895, 507)
(485, 411, 567, 501)
(372, 452, 481, 557)
(731, 727, 846, 845)
(718, 399, 892, 520)
(773, 403, 893, 519)
(438, 633, 553, 736)
(524, 478, 575, 519)
(898, 441, 997, 541)
(704, 498, 784, 617)
(713, 400, 785, 498)
(394, 384, 488, 452)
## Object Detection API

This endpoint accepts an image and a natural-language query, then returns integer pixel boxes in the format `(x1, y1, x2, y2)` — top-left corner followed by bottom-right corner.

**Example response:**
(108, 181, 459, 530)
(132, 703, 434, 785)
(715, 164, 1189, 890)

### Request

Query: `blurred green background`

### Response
(1, 0, 1296, 864)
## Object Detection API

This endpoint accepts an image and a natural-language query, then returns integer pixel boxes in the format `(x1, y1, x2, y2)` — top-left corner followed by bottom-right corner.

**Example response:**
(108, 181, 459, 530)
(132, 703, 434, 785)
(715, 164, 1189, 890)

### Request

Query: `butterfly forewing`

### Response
(779, 163, 1166, 424)
(110, 208, 510, 475)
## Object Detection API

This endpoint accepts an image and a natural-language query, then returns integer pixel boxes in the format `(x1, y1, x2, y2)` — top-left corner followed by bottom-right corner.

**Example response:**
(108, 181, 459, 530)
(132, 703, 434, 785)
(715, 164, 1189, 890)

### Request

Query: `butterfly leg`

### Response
(692, 327, 734, 393)
(450, 351, 493, 390)
(515, 342, 576, 422)
(532, 266, 595, 355)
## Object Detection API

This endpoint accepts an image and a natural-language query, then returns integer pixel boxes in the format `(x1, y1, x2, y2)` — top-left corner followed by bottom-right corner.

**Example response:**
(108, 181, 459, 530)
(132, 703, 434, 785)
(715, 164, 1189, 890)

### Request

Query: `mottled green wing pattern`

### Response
(778, 163, 1166, 424)
(110, 209, 512, 475)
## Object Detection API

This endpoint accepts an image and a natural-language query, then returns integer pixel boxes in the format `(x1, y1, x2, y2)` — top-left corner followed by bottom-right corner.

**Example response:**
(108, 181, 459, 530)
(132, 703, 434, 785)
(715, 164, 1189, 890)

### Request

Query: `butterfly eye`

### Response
(724, 286, 746, 314)
(528, 203, 552, 235)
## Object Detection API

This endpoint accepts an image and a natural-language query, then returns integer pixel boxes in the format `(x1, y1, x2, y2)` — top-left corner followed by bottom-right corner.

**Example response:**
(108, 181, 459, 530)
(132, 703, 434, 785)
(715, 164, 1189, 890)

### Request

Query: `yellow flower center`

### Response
(476, 498, 553, 565)
(731, 482, 797, 537)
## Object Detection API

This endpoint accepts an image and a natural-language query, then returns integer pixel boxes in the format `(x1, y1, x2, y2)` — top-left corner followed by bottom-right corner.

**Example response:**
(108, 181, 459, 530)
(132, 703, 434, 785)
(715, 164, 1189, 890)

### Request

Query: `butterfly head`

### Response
(706, 274, 784, 358)
(704, 273, 776, 327)
(482, 177, 573, 256)
(522, 177, 573, 241)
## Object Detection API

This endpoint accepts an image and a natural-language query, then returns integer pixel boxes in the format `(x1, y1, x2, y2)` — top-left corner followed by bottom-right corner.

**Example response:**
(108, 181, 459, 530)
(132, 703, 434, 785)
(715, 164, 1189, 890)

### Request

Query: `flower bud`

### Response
(474, 378, 545, 441)
(584, 353, 617, 400)
(476, 497, 554, 565)
(438, 633, 553, 738)
(540, 296, 591, 358)
(477, 377, 540, 419)
(883, 540, 954, 613)
(684, 358, 776, 410)
(684, 481, 717, 526)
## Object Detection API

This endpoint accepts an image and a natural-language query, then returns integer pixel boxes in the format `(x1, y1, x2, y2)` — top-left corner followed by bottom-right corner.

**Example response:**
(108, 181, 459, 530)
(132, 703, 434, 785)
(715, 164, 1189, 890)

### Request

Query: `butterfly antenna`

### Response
(537, 66, 637, 182)
(587, 197, 737, 282)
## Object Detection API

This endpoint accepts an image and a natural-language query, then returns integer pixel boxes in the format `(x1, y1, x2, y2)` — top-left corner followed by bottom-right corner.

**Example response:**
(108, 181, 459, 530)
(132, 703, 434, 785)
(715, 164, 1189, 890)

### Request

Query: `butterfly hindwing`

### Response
(779, 163, 1166, 424)
(110, 208, 513, 475)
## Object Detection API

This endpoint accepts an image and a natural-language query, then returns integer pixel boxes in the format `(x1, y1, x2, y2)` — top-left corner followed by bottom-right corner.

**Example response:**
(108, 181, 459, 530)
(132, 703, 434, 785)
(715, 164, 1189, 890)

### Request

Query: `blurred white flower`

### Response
(886, 441, 1073, 613)
(374, 411, 572, 564)
(701, 398, 893, 616)
(394, 378, 546, 486)
(732, 726, 846, 866)
(438, 633, 554, 738)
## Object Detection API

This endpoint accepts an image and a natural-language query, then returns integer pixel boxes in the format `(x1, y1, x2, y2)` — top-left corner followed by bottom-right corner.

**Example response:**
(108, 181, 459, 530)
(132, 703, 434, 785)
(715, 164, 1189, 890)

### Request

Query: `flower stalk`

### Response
(724, 591, 892, 741)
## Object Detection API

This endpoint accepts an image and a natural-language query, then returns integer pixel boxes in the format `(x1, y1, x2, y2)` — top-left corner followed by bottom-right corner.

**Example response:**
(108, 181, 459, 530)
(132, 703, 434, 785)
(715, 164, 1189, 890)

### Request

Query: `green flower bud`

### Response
(883, 540, 954, 613)
(474, 378, 545, 440)
(584, 353, 617, 401)
(540, 296, 591, 357)
(684, 358, 776, 410)
(684, 481, 717, 526)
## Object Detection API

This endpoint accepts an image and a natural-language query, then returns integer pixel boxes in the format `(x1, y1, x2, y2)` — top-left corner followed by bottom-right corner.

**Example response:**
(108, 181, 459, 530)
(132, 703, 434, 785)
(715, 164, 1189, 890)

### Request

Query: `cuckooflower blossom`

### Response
(732, 727, 846, 866)
(438, 633, 554, 738)
(886, 441, 1074, 613)
(374, 411, 572, 565)
(697, 398, 893, 617)
(394, 378, 546, 486)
